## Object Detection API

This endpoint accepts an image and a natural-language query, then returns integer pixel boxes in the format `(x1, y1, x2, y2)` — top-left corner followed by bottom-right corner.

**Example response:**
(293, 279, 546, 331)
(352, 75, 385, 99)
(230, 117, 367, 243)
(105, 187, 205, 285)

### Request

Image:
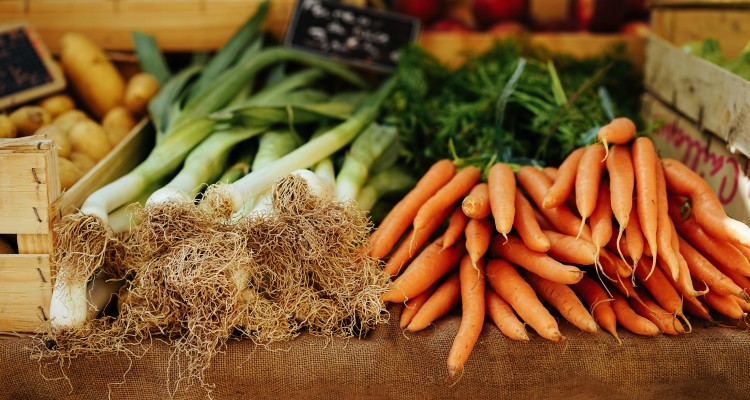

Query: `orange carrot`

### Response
(370, 159, 456, 259)
(610, 290, 660, 336)
(542, 147, 585, 209)
(625, 206, 645, 269)
(572, 275, 620, 343)
(383, 205, 454, 277)
(607, 232, 631, 259)
(632, 136, 659, 278)
(517, 166, 592, 240)
(598, 117, 637, 161)
(465, 217, 493, 269)
(442, 206, 470, 250)
(575, 144, 607, 238)
(381, 236, 465, 303)
(490, 235, 584, 285)
(487, 162, 516, 237)
(703, 290, 747, 320)
(406, 271, 461, 332)
(599, 248, 633, 280)
(662, 158, 750, 248)
(682, 296, 713, 321)
(654, 157, 680, 281)
(630, 290, 684, 335)
(486, 258, 563, 342)
(678, 236, 750, 301)
(526, 272, 598, 333)
(542, 166, 559, 181)
(513, 191, 551, 252)
(634, 256, 684, 316)
(485, 286, 529, 341)
(590, 177, 613, 261)
(606, 145, 635, 255)
(462, 182, 491, 220)
(414, 166, 481, 234)
(447, 255, 486, 377)
(399, 282, 438, 329)
(542, 229, 597, 266)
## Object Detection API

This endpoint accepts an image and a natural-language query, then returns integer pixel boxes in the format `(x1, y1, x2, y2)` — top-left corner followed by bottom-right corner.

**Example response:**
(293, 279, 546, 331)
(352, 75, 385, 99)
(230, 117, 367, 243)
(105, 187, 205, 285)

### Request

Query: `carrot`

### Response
(678, 236, 750, 301)
(514, 191, 551, 253)
(606, 145, 635, 255)
(542, 147, 585, 209)
(442, 207, 470, 250)
(413, 165, 481, 233)
(625, 206, 645, 269)
(462, 182, 491, 220)
(666, 239, 707, 299)
(485, 258, 563, 342)
(734, 296, 750, 313)
(485, 286, 529, 341)
(542, 166, 559, 181)
(370, 159, 456, 259)
(713, 259, 750, 295)
(465, 217, 493, 270)
(447, 255, 486, 378)
(542, 229, 597, 266)
(662, 158, 750, 248)
(654, 157, 680, 281)
(490, 235, 584, 285)
(381, 236, 465, 303)
(630, 290, 684, 335)
(572, 275, 620, 343)
(634, 256, 684, 316)
(575, 144, 607, 238)
(383, 205, 454, 277)
(399, 282, 438, 329)
(632, 136, 659, 279)
(487, 162, 516, 238)
(526, 272, 598, 333)
(610, 290, 660, 336)
(533, 208, 555, 231)
(517, 166, 591, 240)
(598, 117, 637, 161)
(682, 296, 713, 321)
(406, 271, 461, 332)
(703, 290, 747, 320)
(599, 248, 633, 280)
(590, 177, 613, 261)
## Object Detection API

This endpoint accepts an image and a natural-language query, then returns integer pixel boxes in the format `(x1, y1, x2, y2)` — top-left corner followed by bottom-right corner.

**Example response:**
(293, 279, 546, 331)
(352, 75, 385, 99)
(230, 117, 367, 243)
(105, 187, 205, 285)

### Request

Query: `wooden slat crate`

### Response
(0, 120, 152, 332)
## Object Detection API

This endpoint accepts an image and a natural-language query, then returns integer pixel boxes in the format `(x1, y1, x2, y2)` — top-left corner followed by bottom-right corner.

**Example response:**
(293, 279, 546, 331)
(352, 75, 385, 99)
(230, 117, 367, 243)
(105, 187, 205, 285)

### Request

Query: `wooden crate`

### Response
(0, 120, 152, 332)
(644, 34, 750, 157)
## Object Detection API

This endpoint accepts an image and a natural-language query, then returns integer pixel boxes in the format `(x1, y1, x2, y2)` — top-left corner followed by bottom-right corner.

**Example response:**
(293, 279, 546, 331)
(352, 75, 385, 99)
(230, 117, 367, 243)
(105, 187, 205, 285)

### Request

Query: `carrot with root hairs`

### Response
(383, 205, 454, 277)
(572, 275, 621, 343)
(542, 167, 559, 181)
(400, 282, 438, 329)
(442, 207, 469, 250)
(654, 158, 680, 281)
(679, 236, 750, 301)
(632, 136, 659, 279)
(598, 117, 637, 161)
(610, 290, 660, 336)
(517, 166, 591, 240)
(630, 290, 685, 335)
(370, 159, 455, 259)
(447, 255, 486, 378)
(490, 235, 585, 285)
(663, 270, 713, 321)
(485, 286, 529, 341)
(465, 217, 492, 270)
(406, 271, 461, 332)
(514, 191, 551, 252)
(462, 182, 491, 220)
(542, 147, 585, 209)
(703, 289, 747, 320)
(669, 218, 709, 298)
(606, 145, 635, 260)
(590, 177, 613, 263)
(634, 257, 685, 317)
(542, 230, 597, 266)
(486, 258, 563, 342)
(599, 248, 633, 280)
(526, 272, 598, 333)
(413, 165, 481, 233)
(575, 144, 607, 238)
(487, 162, 516, 238)
(625, 206, 645, 269)
(381, 235, 465, 303)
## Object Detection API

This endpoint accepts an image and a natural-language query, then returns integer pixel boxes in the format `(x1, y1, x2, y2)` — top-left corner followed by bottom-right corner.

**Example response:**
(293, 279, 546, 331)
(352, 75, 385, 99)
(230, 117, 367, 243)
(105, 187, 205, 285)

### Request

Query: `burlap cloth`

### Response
(1, 305, 748, 400)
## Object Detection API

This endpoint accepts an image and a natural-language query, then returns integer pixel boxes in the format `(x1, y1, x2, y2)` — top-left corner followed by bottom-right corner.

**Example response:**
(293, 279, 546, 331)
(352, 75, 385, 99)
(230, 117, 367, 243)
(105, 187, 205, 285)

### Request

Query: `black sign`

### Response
(284, 0, 420, 73)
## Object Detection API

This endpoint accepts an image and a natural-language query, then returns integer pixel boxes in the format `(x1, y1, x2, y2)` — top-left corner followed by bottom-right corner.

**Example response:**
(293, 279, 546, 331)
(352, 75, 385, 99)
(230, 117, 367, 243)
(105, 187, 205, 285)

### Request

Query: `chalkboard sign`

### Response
(284, 0, 420, 73)
(0, 21, 66, 110)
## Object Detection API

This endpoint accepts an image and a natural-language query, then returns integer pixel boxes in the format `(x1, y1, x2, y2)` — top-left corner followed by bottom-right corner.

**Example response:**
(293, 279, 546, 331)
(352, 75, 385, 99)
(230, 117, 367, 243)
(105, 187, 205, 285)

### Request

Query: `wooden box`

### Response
(0, 120, 152, 332)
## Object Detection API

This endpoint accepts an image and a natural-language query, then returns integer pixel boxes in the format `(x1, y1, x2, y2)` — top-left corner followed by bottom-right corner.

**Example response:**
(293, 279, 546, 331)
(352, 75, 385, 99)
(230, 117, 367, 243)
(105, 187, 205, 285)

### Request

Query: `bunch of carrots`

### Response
(370, 117, 750, 378)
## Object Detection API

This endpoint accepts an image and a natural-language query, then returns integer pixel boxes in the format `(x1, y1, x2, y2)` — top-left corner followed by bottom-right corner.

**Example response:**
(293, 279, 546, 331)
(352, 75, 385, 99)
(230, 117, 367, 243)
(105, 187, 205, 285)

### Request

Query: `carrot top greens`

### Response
(383, 38, 642, 175)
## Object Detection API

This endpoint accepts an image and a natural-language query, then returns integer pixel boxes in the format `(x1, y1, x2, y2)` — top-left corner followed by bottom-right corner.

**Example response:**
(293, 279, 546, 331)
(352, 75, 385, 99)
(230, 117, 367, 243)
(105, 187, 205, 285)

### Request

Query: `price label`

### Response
(284, 0, 420, 73)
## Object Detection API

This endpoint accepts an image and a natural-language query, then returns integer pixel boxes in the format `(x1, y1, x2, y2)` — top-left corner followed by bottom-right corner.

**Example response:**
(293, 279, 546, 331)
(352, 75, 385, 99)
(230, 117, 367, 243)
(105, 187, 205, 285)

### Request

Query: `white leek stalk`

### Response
(335, 123, 398, 202)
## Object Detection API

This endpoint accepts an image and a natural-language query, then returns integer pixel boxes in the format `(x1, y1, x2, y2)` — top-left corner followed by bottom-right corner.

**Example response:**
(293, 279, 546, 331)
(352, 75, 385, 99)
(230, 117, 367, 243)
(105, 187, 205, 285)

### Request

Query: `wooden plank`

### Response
(651, 8, 750, 58)
(0, 150, 55, 235)
(644, 34, 750, 157)
(0, 255, 52, 332)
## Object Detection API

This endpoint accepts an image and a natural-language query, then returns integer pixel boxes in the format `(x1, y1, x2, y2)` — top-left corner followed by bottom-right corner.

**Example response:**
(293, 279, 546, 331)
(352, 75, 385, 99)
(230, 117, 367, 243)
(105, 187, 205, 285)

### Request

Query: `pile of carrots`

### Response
(370, 117, 750, 378)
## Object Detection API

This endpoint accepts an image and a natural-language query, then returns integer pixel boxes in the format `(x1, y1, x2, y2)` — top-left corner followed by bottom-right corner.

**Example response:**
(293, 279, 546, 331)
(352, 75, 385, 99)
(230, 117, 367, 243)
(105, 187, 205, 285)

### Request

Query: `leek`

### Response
(355, 166, 417, 211)
(335, 123, 398, 202)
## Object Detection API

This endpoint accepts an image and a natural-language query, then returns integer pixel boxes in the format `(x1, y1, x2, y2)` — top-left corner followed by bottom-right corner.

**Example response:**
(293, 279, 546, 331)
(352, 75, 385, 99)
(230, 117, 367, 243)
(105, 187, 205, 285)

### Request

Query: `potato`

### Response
(9, 106, 52, 136)
(69, 151, 97, 173)
(59, 33, 126, 119)
(53, 109, 89, 134)
(0, 236, 14, 254)
(36, 124, 72, 158)
(0, 114, 16, 138)
(38, 94, 76, 117)
(102, 106, 136, 144)
(124, 72, 160, 117)
(68, 120, 112, 162)
(57, 156, 83, 191)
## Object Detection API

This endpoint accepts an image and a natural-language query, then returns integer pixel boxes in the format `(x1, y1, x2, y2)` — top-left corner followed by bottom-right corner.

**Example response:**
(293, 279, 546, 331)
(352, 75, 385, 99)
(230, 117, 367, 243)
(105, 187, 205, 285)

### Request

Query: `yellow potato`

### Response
(68, 120, 112, 162)
(9, 106, 52, 137)
(102, 106, 136, 144)
(0, 115, 16, 138)
(69, 151, 97, 173)
(60, 33, 126, 119)
(36, 124, 72, 158)
(124, 72, 159, 117)
(37, 94, 76, 118)
(53, 109, 90, 134)
(0, 236, 14, 254)
(57, 156, 83, 191)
